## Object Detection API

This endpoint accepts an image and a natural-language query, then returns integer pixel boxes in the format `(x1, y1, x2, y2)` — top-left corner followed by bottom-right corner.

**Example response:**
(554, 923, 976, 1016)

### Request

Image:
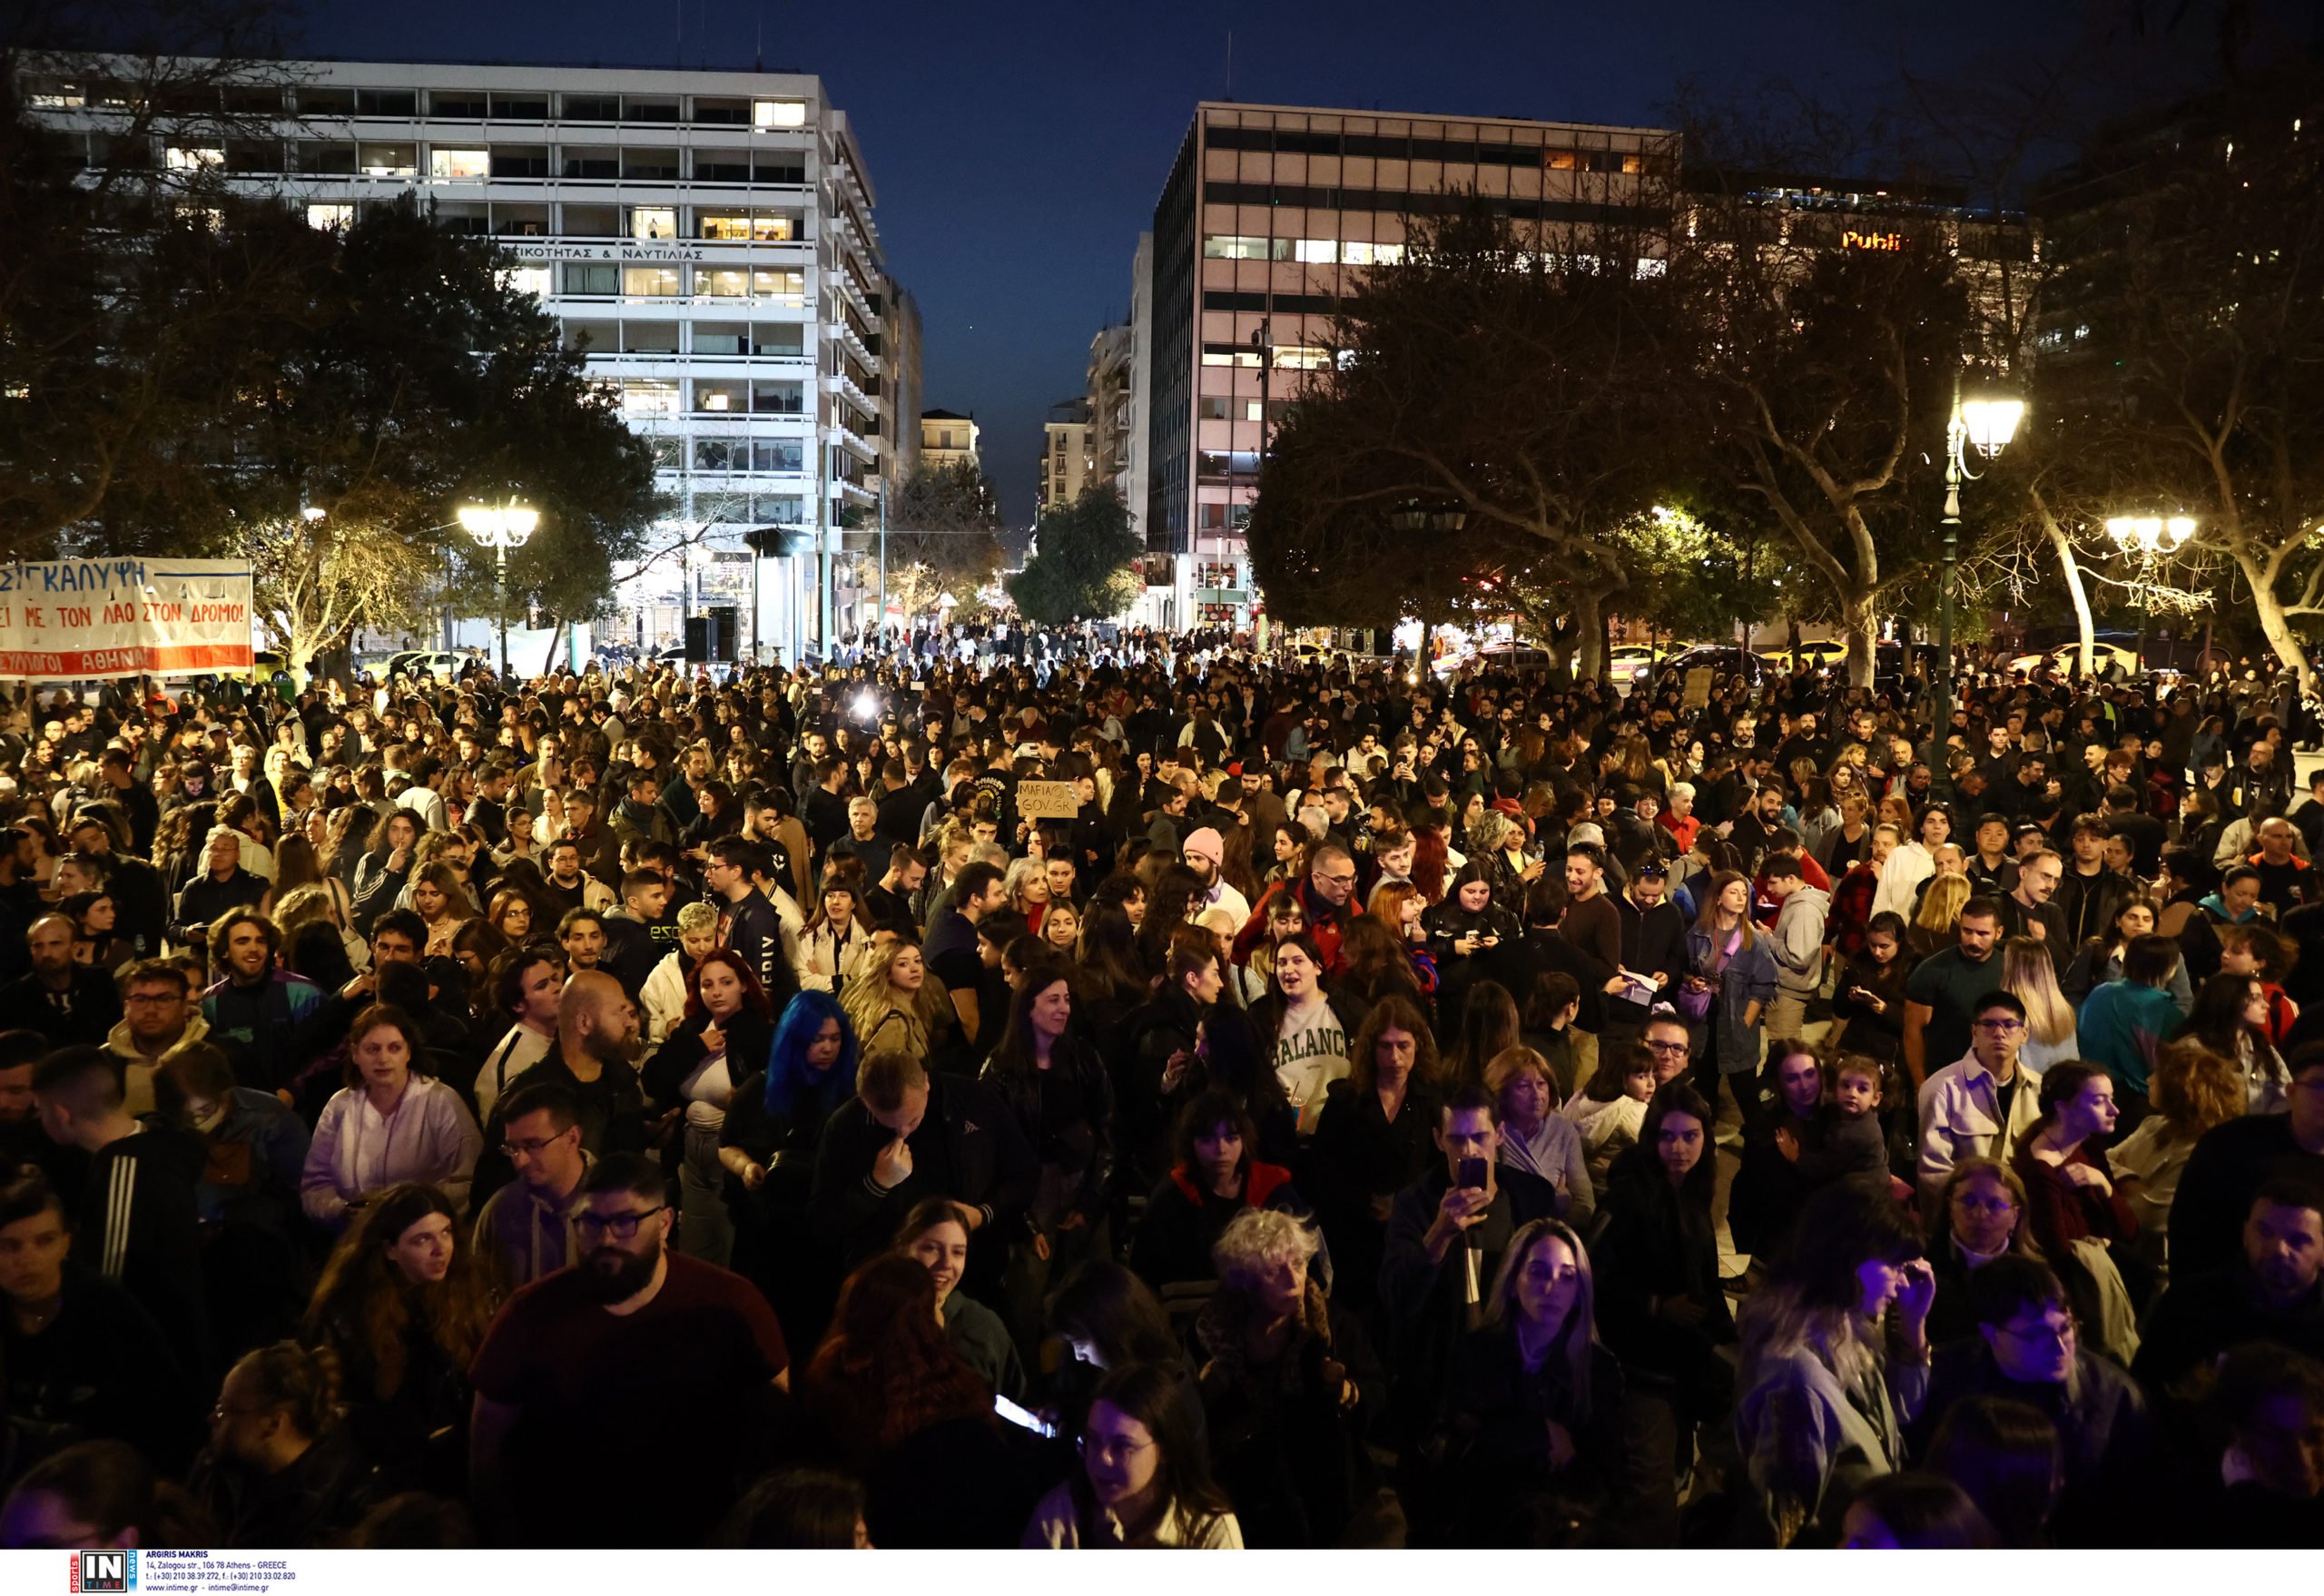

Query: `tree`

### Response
(2032, 64, 2324, 690)
(1246, 195, 1687, 679)
(882, 458, 1005, 618)
(0, 5, 307, 557)
(1669, 167, 1987, 686)
(1008, 487, 1139, 625)
(83, 194, 659, 671)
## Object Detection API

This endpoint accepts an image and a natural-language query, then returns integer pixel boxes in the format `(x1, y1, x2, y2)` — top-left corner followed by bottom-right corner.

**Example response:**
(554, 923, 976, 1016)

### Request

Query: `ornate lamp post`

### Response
(1932, 379, 2024, 740)
(458, 501, 540, 678)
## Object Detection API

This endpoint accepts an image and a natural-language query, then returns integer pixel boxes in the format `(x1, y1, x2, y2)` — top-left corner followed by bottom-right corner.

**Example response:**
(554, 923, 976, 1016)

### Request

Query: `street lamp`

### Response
(1933, 376, 2024, 743)
(2107, 513, 2197, 673)
(458, 500, 539, 678)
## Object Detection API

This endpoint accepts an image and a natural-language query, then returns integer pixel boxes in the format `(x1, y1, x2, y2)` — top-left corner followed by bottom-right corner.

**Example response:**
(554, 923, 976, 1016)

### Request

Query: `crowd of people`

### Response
(0, 629, 2319, 1552)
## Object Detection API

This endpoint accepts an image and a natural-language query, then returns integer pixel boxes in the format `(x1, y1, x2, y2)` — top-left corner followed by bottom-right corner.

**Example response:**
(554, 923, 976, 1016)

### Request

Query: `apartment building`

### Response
(1144, 102, 1674, 631)
(20, 58, 901, 662)
(920, 409, 981, 469)
(1039, 399, 1090, 515)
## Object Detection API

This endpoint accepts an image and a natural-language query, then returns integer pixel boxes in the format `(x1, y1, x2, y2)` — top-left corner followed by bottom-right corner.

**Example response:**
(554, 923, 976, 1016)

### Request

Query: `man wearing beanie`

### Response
(1181, 825, 1250, 934)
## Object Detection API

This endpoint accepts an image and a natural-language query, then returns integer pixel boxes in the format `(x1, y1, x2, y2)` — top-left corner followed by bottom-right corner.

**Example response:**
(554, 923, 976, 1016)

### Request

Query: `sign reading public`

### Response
(0, 559, 257, 680)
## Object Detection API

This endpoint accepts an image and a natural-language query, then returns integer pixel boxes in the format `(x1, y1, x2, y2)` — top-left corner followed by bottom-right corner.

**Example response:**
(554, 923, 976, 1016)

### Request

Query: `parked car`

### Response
(1758, 638, 1848, 671)
(1653, 645, 1768, 688)
(380, 650, 470, 682)
(1607, 644, 1671, 688)
(1433, 641, 1561, 678)
(2005, 640, 2144, 678)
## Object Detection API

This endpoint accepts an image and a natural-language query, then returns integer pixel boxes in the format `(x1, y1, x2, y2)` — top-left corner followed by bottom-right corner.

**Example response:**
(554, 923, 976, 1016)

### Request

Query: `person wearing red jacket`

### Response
(1233, 843, 1364, 977)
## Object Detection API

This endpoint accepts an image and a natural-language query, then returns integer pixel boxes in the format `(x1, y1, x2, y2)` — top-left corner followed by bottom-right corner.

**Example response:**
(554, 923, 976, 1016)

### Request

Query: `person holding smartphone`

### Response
(1377, 1084, 1563, 1531)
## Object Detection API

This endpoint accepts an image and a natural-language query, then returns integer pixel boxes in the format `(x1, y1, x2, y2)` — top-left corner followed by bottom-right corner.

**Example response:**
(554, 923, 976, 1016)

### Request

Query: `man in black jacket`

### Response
(704, 834, 797, 1010)
(31, 1045, 212, 1379)
(2171, 1052, 2324, 1278)
(67, 807, 167, 959)
(1378, 1086, 1561, 1463)
(812, 1049, 1035, 1298)
(2, 913, 122, 1047)
(1608, 862, 1687, 1041)
(170, 827, 269, 953)
(2135, 1181, 2324, 1397)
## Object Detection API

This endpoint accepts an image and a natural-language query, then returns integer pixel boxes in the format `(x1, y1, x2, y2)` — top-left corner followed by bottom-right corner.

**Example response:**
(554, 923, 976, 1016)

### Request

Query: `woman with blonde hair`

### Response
(842, 939, 956, 1068)
(2000, 936, 2079, 1072)
(1907, 872, 1973, 961)
(2105, 1039, 2245, 1280)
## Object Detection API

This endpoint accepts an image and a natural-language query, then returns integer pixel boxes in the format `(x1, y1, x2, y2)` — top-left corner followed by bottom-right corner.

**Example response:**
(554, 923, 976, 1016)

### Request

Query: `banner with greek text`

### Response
(0, 559, 256, 680)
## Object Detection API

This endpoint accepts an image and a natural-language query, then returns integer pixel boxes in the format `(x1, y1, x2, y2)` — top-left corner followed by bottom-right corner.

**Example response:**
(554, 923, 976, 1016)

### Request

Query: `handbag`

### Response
(1678, 929, 1739, 1023)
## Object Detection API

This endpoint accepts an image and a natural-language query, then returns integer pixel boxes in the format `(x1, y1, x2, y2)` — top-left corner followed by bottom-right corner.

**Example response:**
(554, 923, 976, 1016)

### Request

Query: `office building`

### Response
(1143, 102, 1674, 631)
(20, 57, 901, 662)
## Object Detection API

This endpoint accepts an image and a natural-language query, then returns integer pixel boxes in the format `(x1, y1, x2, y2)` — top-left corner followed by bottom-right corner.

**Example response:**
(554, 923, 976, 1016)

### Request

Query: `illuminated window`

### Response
(1545, 150, 1578, 171)
(165, 146, 224, 171)
(622, 266, 681, 298)
(622, 379, 679, 417)
(696, 211, 795, 242)
(753, 99, 807, 128)
(504, 265, 552, 300)
(1202, 235, 1268, 260)
(629, 207, 677, 241)
(306, 202, 355, 232)
(1200, 344, 1262, 368)
(429, 146, 489, 180)
(1294, 239, 1337, 263)
(1275, 346, 1330, 370)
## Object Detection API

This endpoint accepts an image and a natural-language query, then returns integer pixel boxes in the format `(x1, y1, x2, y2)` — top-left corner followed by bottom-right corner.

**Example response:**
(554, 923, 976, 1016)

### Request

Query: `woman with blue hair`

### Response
(722, 988, 860, 1346)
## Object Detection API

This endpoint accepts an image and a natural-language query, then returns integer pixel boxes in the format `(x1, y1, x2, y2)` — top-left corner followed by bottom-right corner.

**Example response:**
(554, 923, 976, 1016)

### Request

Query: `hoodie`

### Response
(105, 1010, 212, 1116)
(1768, 884, 1832, 997)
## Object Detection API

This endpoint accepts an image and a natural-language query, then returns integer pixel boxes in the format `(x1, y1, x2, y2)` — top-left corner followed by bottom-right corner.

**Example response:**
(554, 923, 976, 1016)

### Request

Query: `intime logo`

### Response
(70, 1550, 137, 1592)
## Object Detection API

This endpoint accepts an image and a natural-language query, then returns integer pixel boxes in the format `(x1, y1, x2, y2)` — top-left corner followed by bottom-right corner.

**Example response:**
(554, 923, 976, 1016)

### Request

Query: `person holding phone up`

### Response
(1377, 1083, 1563, 1535)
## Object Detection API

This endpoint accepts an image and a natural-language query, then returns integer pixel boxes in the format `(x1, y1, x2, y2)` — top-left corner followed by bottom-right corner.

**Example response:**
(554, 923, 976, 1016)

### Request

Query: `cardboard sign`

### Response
(1015, 780, 1081, 820)
(1681, 666, 1713, 709)
(0, 558, 255, 680)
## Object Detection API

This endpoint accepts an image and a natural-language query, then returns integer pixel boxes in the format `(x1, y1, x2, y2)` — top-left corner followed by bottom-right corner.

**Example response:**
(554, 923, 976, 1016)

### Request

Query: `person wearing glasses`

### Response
(1024, 1362, 1244, 1549)
(1231, 842, 1363, 981)
(1917, 991, 2046, 1200)
(1912, 1256, 2152, 1546)
(469, 1080, 590, 1296)
(468, 1153, 792, 1549)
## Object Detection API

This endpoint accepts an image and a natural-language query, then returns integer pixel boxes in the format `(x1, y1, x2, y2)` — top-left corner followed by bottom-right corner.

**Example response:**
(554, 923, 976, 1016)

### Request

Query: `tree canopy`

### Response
(1008, 487, 1140, 625)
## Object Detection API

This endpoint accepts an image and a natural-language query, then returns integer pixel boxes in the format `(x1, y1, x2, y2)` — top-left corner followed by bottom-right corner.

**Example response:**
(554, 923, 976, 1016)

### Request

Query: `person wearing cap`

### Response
(1181, 825, 1250, 936)
(1608, 857, 1687, 1041)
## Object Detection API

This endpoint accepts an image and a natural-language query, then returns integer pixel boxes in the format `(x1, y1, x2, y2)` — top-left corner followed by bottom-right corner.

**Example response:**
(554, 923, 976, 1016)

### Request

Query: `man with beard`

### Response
(468, 1153, 791, 1549)
(1180, 826, 1250, 935)
(512, 971, 647, 1158)
(1, 913, 122, 1048)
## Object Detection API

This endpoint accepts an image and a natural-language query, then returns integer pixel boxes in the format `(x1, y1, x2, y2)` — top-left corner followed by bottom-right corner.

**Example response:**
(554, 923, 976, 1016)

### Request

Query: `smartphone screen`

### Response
(1456, 1157, 1490, 1191)
(994, 1395, 1055, 1438)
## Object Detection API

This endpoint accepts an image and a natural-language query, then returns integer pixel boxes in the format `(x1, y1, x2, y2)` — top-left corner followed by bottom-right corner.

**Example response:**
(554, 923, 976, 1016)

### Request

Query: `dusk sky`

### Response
(286, 0, 2232, 519)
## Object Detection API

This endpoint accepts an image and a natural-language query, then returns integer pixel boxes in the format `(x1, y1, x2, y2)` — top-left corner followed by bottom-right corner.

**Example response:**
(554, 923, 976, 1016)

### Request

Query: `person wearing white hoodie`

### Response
(1762, 852, 1830, 1048)
(643, 901, 722, 1046)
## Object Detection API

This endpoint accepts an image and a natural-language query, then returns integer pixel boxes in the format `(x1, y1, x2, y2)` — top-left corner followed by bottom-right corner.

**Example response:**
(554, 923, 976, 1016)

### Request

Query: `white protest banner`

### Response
(0, 558, 256, 680)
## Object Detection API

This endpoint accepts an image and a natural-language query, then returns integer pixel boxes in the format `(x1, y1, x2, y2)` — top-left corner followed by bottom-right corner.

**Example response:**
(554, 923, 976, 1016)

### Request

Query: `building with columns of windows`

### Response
(19, 58, 903, 663)
(1143, 103, 1674, 633)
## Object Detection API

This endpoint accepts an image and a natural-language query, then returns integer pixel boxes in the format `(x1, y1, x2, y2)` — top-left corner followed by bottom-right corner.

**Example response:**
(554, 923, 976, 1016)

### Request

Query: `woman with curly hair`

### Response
(301, 1182, 496, 1493)
(800, 1254, 1029, 1547)
(1192, 1207, 1384, 1548)
(2104, 1040, 2245, 1281)
(842, 938, 957, 1069)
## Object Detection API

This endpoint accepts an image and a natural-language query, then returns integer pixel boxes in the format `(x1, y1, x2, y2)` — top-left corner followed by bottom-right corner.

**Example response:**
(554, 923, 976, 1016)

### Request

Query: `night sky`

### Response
(285, 0, 2231, 520)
